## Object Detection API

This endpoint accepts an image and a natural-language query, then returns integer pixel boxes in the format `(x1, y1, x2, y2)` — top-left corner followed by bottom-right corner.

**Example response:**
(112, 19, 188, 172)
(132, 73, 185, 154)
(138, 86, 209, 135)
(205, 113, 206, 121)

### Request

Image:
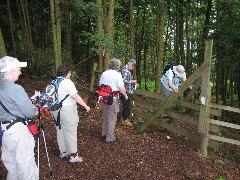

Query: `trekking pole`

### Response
(38, 106, 53, 176)
(131, 94, 134, 117)
(37, 136, 40, 168)
(37, 106, 41, 169)
(131, 83, 138, 117)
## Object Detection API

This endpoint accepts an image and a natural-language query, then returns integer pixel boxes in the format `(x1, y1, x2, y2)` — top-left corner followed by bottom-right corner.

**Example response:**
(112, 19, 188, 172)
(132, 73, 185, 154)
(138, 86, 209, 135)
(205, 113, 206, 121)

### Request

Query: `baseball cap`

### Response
(128, 59, 136, 64)
(0, 56, 27, 72)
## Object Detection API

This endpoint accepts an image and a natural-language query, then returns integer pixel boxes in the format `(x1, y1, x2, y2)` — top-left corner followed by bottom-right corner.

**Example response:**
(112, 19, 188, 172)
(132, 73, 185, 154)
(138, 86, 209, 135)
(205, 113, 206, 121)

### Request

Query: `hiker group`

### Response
(0, 56, 189, 180)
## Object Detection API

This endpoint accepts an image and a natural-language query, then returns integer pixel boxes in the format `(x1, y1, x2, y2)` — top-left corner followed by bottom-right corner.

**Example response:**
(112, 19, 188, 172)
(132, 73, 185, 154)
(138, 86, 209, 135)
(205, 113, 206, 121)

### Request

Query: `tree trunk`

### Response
(237, 62, 240, 108)
(215, 0, 220, 104)
(17, 0, 33, 54)
(96, 0, 104, 72)
(104, 0, 115, 70)
(155, 0, 164, 93)
(50, 0, 62, 72)
(175, 2, 180, 64)
(129, 0, 137, 79)
(0, 28, 7, 57)
(178, 0, 185, 66)
(64, 0, 72, 64)
(230, 62, 234, 106)
(199, 0, 212, 64)
(136, 2, 146, 85)
(185, 0, 191, 75)
(7, 0, 16, 57)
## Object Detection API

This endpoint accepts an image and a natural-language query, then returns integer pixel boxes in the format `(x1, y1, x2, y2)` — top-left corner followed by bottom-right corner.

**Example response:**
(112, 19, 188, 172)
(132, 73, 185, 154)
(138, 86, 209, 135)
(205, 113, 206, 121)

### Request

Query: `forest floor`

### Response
(0, 78, 240, 180)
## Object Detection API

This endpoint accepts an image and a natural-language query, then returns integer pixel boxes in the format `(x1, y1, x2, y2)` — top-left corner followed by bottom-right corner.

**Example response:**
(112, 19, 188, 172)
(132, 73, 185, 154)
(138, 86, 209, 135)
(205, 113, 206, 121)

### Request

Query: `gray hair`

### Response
(109, 58, 121, 71)
(0, 57, 10, 80)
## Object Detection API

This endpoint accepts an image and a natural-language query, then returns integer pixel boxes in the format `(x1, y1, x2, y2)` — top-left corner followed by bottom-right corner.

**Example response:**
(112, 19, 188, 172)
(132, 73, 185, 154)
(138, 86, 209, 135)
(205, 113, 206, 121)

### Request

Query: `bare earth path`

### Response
(0, 78, 239, 180)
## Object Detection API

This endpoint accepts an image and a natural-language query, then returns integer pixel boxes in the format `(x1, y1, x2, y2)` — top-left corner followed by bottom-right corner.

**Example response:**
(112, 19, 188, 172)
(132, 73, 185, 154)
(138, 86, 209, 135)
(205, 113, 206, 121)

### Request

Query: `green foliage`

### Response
(216, 177, 225, 180)
(208, 147, 217, 156)
(164, 168, 172, 174)
(226, 149, 240, 160)
(140, 79, 155, 92)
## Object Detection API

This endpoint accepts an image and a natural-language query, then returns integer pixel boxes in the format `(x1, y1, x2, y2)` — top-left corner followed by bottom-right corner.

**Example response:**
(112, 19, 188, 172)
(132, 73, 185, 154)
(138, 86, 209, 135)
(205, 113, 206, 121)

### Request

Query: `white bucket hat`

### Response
(0, 56, 27, 72)
(173, 65, 186, 78)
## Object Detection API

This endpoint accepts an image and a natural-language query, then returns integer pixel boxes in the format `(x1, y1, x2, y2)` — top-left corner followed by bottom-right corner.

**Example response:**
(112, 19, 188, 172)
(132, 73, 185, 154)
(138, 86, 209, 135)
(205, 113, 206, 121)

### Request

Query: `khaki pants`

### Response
(160, 81, 174, 97)
(54, 105, 79, 155)
(1, 122, 39, 180)
(100, 99, 119, 142)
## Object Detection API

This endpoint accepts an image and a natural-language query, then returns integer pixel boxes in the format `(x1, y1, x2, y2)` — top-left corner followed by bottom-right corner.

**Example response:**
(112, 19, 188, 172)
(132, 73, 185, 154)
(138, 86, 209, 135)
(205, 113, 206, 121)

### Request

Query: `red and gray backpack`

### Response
(94, 84, 114, 105)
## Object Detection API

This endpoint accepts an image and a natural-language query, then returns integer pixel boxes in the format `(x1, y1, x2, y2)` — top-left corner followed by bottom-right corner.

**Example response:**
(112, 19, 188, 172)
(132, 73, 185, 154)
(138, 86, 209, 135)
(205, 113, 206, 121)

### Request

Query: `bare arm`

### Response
(71, 93, 90, 112)
(168, 79, 178, 93)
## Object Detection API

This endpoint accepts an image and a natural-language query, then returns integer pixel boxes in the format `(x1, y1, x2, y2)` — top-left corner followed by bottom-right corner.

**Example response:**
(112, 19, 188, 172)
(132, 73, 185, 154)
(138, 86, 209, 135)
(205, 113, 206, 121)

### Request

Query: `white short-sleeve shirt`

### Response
(58, 78, 78, 106)
(99, 70, 124, 91)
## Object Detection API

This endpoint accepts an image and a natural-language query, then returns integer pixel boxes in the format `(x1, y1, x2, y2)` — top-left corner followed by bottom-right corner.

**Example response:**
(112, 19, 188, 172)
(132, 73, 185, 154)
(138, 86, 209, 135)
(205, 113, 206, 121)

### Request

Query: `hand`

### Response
(85, 106, 90, 112)
(173, 88, 178, 93)
(125, 95, 128, 100)
(131, 80, 137, 83)
(31, 90, 39, 99)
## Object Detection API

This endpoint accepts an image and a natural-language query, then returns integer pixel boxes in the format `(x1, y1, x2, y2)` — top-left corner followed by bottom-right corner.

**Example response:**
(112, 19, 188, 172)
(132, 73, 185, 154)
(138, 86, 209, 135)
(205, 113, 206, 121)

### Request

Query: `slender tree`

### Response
(0, 28, 7, 57)
(50, 0, 62, 72)
(96, 0, 104, 72)
(155, 0, 164, 93)
(64, 0, 72, 64)
(129, 0, 137, 79)
(7, 0, 16, 57)
(104, 0, 115, 70)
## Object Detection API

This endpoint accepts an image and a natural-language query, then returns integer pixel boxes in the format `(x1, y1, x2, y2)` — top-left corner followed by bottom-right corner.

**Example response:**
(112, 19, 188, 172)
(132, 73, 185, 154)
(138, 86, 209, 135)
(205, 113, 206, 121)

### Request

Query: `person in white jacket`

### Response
(0, 56, 39, 180)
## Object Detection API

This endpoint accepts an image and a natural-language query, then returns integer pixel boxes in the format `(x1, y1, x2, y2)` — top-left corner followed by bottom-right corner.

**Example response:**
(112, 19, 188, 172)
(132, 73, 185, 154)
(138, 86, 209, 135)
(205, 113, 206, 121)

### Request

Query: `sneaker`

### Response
(122, 119, 132, 126)
(69, 155, 83, 163)
(59, 152, 68, 158)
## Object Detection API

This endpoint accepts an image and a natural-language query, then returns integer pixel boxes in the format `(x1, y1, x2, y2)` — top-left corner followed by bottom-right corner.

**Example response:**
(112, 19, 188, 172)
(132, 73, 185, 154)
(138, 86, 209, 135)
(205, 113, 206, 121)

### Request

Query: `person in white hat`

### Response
(0, 56, 39, 180)
(160, 64, 191, 96)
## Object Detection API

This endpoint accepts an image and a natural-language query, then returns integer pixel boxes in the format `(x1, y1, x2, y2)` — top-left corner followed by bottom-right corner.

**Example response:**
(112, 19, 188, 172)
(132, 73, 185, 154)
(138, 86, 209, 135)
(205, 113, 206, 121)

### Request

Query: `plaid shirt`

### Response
(120, 64, 134, 94)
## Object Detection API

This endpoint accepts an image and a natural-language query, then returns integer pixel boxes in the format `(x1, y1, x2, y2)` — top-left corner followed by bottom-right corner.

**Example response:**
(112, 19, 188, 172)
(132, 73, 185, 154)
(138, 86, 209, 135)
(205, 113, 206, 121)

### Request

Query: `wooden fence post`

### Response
(198, 39, 213, 157)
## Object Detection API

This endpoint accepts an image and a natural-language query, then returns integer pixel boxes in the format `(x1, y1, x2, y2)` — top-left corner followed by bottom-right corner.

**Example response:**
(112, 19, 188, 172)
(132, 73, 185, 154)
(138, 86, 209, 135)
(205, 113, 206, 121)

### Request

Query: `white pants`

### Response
(54, 105, 79, 155)
(1, 122, 39, 180)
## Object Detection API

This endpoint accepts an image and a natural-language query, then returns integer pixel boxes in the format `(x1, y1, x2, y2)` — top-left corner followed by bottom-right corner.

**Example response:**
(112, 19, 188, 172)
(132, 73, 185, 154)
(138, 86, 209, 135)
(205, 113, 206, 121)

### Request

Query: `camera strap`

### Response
(0, 100, 26, 130)
(0, 100, 16, 117)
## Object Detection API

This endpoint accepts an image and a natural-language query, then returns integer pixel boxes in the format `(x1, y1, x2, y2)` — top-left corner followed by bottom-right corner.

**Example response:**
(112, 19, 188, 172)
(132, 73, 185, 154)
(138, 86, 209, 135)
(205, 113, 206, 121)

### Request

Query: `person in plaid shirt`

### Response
(120, 59, 137, 126)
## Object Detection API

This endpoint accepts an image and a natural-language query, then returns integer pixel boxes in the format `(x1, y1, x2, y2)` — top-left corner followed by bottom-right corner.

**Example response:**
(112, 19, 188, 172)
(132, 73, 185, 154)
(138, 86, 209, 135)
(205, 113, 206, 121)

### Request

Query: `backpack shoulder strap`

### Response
(51, 76, 65, 94)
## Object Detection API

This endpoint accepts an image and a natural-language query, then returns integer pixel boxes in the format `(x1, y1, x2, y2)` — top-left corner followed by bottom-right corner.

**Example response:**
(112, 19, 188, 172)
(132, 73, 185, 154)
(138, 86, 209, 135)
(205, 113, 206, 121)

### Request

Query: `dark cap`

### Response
(128, 59, 136, 64)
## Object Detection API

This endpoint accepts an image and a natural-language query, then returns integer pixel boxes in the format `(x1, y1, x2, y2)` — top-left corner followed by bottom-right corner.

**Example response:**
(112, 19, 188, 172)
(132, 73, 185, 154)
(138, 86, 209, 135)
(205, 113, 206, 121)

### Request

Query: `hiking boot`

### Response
(69, 155, 83, 163)
(59, 152, 68, 158)
(122, 119, 132, 126)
